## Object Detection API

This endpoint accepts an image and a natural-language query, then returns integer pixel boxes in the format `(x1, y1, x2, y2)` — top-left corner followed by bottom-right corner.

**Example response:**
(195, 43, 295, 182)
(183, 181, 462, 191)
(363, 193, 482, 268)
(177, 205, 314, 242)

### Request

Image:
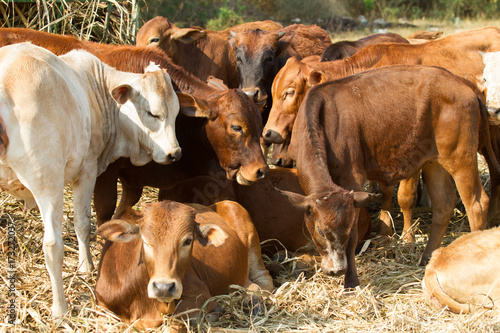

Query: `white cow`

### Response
(0, 43, 184, 316)
(481, 50, 500, 117)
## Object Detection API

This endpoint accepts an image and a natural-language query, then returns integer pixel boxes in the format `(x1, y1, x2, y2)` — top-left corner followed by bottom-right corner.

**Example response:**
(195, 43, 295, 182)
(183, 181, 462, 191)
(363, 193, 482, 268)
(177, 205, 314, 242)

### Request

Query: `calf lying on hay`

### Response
(423, 227, 500, 314)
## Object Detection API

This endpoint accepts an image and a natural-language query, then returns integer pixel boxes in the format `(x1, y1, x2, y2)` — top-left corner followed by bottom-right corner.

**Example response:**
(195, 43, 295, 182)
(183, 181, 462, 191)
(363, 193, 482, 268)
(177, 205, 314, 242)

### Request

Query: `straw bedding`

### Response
(1, 175, 499, 332)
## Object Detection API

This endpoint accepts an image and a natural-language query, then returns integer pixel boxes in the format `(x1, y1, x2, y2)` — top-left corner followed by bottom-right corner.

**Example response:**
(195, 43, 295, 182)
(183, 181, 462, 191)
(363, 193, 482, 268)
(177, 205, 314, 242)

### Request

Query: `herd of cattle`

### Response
(0, 18, 499, 329)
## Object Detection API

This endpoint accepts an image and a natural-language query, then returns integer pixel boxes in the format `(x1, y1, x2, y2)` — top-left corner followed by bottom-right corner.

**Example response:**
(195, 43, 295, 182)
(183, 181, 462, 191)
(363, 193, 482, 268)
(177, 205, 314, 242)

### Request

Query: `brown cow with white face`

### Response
(96, 200, 273, 329)
(279, 65, 496, 289)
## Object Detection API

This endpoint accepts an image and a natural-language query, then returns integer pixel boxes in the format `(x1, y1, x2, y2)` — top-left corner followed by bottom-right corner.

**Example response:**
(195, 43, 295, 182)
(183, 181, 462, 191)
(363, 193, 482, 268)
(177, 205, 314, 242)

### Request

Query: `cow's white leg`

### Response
(35, 193, 68, 316)
(73, 171, 96, 273)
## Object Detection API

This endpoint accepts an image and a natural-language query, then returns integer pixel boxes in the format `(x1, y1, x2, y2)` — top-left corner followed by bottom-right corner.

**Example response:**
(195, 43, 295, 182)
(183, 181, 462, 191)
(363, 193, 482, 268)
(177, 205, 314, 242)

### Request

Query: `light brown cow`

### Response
(264, 26, 500, 238)
(96, 200, 273, 329)
(136, 16, 283, 88)
(422, 227, 500, 314)
(279, 65, 496, 289)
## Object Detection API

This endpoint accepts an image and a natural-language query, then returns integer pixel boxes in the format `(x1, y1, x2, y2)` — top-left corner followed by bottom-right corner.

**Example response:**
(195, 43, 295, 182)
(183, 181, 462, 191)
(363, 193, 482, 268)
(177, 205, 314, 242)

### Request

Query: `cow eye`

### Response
(236, 56, 243, 64)
(147, 110, 160, 119)
(149, 37, 160, 44)
(231, 124, 243, 133)
(183, 238, 193, 247)
(283, 89, 295, 100)
(317, 227, 325, 238)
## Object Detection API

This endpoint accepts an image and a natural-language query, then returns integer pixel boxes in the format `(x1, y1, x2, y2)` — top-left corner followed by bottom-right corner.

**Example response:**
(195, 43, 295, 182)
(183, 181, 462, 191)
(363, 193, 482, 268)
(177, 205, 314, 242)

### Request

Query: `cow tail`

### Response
(478, 93, 500, 176)
(0, 114, 9, 158)
(422, 267, 471, 314)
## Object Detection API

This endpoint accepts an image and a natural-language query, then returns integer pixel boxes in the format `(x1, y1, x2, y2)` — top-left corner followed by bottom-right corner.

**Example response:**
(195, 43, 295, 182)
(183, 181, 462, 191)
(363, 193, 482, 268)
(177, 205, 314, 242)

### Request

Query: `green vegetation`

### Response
(140, 0, 499, 29)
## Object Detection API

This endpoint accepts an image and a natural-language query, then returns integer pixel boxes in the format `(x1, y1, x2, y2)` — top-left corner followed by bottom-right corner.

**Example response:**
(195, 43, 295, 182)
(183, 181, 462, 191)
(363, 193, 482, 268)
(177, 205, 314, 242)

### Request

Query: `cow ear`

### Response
(206, 76, 229, 90)
(111, 85, 134, 104)
(307, 69, 325, 86)
(172, 28, 206, 44)
(275, 188, 312, 212)
(353, 192, 382, 208)
(176, 92, 214, 119)
(277, 33, 293, 54)
(228, 31, 237, 50)
(97, 220, 140, 243)
(195, 222, 228, 247)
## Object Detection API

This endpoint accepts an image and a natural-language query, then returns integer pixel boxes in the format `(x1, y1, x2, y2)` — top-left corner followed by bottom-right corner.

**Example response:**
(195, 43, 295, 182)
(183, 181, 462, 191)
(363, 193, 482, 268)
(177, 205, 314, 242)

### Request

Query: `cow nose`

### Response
(487, 106, 500, 117)
(263, 129, 284, 144)
(167, 148, 182, 163)
(256, 167, 268, 180)
(152, 282, 176, 297)
(324, 267, 347, 277)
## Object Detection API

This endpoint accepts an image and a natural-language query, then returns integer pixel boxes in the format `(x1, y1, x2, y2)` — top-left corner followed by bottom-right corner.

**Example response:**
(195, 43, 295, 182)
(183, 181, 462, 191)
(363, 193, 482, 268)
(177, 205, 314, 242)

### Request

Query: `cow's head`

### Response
(97, 201, 228, 303)
(229, 29, 287, 109)
(263, 56, 325, 146)
(113, 63, 183, 166)
(136, 16, 207, 57)
(177, 84, 269, 185)
(480, 51, 500, 118)
(277, 189, 378, 276)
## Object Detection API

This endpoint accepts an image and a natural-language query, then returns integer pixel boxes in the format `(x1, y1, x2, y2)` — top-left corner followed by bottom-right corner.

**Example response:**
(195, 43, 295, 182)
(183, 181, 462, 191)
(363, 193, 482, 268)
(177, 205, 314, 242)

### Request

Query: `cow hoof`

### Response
(265, 261, 282, 278)
(205, 306, 224, 322)
(243, 295, 266, 316)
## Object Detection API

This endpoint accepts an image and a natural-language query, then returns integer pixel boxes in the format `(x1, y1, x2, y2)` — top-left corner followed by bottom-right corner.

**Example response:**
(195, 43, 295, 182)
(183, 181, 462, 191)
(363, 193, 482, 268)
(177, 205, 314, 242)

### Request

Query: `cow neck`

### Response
(319, 48, 386, 81)
(80, 41, 217, 98)
(293, 95, 345, 196)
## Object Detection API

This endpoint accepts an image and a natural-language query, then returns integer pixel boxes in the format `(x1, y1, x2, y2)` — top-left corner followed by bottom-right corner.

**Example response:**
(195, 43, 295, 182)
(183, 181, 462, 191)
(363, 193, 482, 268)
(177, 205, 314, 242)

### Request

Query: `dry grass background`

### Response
(0, 10, 500, 333)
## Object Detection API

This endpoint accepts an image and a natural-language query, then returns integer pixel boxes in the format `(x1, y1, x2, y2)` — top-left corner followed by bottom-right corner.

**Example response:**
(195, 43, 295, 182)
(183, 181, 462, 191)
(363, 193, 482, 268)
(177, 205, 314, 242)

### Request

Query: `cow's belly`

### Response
(0, 164, 36, 209)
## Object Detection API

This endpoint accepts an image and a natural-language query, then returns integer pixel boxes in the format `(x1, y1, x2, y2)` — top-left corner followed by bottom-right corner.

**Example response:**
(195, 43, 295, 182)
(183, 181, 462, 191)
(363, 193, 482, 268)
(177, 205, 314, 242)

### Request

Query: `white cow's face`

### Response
(482, 51, 500, 119)
(114, 67, 181, 166)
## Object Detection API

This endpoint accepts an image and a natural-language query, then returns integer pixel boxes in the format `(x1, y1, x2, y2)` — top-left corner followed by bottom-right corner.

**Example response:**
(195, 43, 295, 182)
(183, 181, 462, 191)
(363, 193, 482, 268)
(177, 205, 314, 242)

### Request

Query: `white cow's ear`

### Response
(111, 85, 134, 104)
(177, 92, 214, 119)
(195, 222, 228, 247)
(97, 220, 140, 243)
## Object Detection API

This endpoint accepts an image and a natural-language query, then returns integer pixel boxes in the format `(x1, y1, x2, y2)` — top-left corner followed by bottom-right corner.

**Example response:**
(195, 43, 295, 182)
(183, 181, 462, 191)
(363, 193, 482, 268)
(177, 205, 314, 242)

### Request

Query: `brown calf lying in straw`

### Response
(422, 227, 500, 314)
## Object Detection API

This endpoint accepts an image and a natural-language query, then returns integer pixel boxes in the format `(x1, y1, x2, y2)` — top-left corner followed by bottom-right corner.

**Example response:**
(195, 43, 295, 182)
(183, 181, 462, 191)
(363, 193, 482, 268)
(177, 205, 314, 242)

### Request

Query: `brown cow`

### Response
(422, 227, 500, 314)
(264, 26, 500, 237)
(136, 16, 283, 88)
(320, 32, 409, 61)
(279, 65, 495, 289)
(96, 200, 273, 329)
(0, 28, 269, 225)
(157, 168, 373, 255)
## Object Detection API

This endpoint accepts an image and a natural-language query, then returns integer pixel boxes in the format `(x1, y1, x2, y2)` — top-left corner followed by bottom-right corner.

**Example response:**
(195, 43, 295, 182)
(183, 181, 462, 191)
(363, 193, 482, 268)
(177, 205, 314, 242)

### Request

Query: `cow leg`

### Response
(397, 173, 420, 242)
(32, 187, 67, 316)
(114, 181, 144, 218)
(72, 170, 96, 273)
(94, 163, 121, 226)
(450, 167, 489, 233)
(246, 236, 274, 293)
(377, 184, 395, 236)
(344, 212, 360, 289)
(482, 142, 500, 226)
(419, 162, 457, 266)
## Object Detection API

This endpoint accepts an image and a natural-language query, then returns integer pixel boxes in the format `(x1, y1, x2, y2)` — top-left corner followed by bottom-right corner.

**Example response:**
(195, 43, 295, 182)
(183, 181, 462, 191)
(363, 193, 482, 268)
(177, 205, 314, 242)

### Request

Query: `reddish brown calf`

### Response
(96, 200, 273, 329)
(281, 65, 495, 288)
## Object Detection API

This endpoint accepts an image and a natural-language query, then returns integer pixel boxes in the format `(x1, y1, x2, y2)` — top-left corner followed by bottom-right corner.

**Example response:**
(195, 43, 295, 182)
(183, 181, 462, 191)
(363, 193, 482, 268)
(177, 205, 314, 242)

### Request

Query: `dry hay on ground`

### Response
(0, 184, 499, 332)
(0, 0, 141, 44)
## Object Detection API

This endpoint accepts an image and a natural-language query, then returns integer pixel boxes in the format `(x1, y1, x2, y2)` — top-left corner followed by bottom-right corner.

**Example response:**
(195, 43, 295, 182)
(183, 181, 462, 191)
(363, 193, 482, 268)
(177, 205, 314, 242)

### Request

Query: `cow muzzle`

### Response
(320, 252, 348, 277)
(488, 105, 500, 119)
(242, 87, 268, 110)
(148, 280, 182, 301)
(262, 129, 284, 145)
(155, 147, 182, 164)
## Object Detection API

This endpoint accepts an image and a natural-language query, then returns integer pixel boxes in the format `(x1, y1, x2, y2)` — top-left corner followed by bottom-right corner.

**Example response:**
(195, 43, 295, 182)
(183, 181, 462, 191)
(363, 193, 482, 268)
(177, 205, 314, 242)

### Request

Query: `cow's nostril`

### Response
(168, 149, 182, 163)
(256, 168, 267, 180)
(152, 282, 176, 296)
(264, 130, 272, 139)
